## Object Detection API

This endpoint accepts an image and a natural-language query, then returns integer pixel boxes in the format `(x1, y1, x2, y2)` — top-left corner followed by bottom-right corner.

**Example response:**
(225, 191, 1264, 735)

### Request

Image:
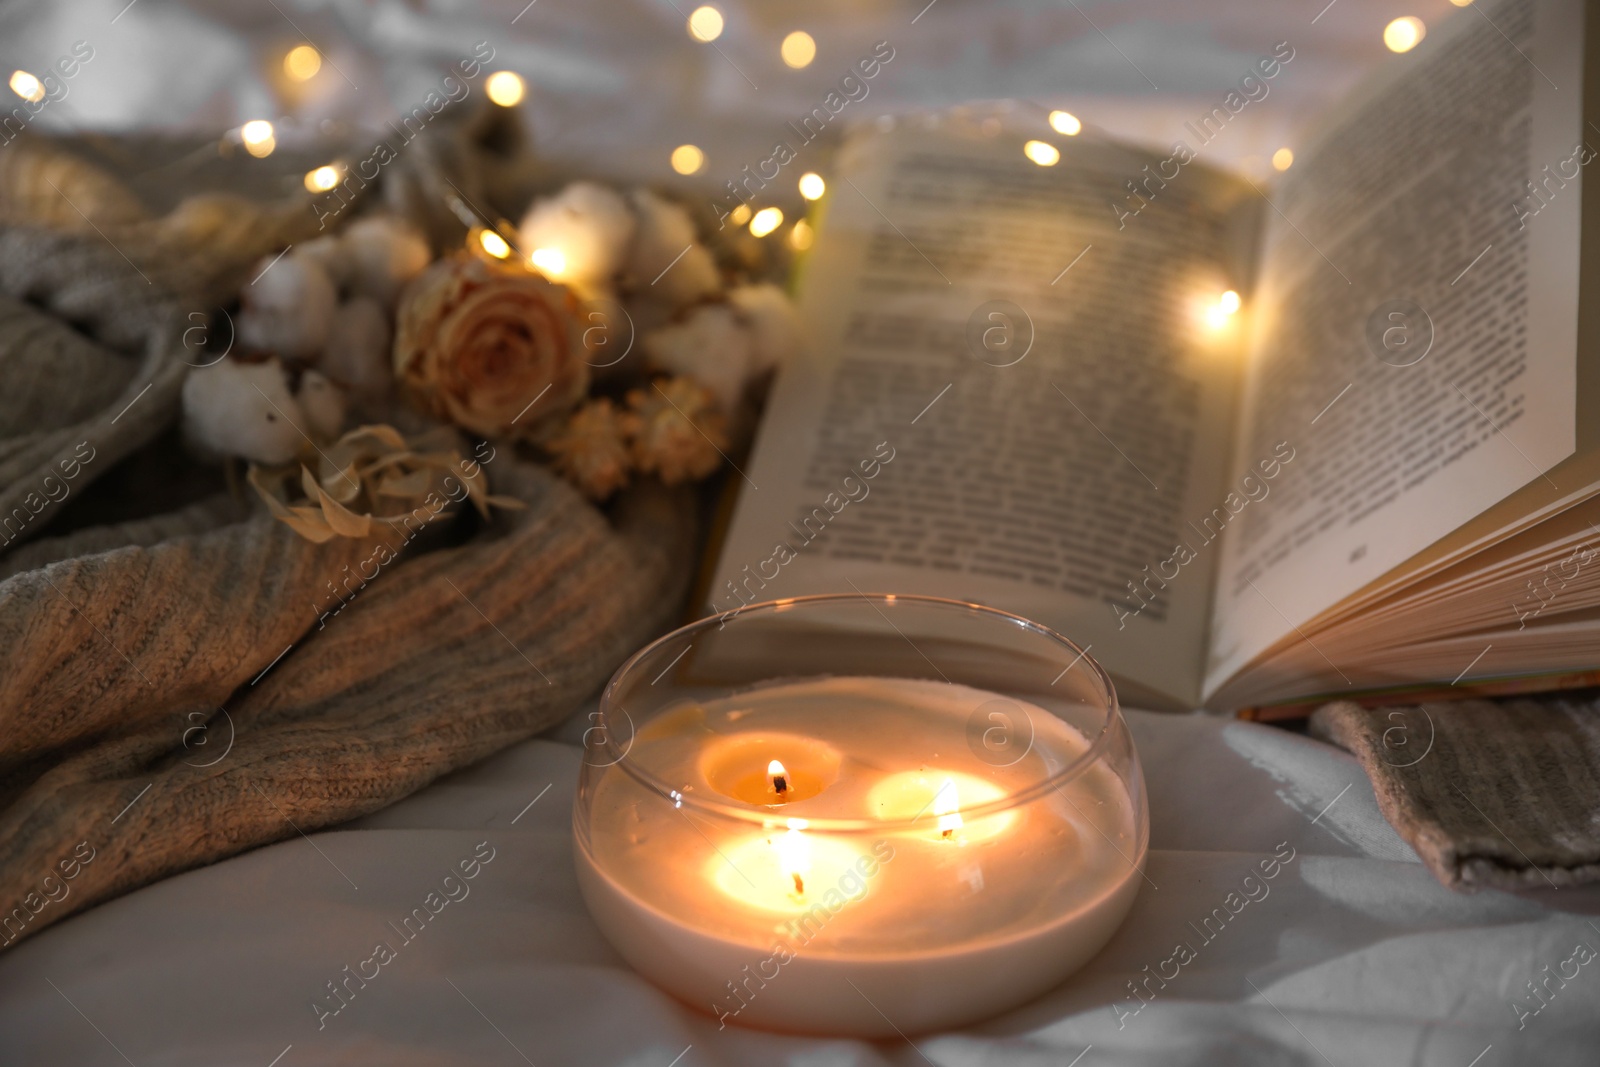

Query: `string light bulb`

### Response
(789, 219, 814, 251)
(781, 31, 816, 69)
(530, 247, 566, 277)
(478, 229, 511, 259)
(1384, 16, 1425, 53)
(729, 203, 752, 226)
(9, 70, 44, 103)
(283, 44, 321, 82)
(240, 120, 276, 158)
(749, 206, 783, 237)
(1048, 110, 1081, 136)
(1023, 140, 1060, 167)
(1272, 147, 1294, 171)
(485, 71, 525, 107)
(670, 144, 705, 175)
(1204, 290, 1242, 330)
(798, 172, 825, 200)
(688, 5, 724, 42)
(304, 165, 340, 192)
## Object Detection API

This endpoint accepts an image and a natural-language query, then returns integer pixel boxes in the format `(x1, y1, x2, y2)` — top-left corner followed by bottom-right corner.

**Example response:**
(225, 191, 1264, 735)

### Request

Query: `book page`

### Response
(711, 116, 1254, 705)
(1204, 0, 1586, 698)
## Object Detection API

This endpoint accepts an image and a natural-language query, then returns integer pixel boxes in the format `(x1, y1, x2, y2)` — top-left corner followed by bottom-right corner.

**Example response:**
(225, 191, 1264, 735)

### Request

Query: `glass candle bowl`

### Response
(572, 593, 1148, 1037)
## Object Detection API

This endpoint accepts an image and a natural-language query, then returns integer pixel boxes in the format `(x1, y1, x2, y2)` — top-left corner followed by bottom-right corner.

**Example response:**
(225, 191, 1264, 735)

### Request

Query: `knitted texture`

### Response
(0, 466, 692, 948)
(0, 133, 697, 949)
(1311, 697, 1600, 890)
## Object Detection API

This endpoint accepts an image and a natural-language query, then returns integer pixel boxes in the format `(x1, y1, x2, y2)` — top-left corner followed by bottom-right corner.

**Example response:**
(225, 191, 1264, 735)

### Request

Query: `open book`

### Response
(708, 0, 1599, 714)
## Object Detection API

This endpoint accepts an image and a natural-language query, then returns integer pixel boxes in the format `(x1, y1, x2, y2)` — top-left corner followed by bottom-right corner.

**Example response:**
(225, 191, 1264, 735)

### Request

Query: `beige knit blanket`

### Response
(1312, 697, 1600, 890)
(0, 137, 694, 949)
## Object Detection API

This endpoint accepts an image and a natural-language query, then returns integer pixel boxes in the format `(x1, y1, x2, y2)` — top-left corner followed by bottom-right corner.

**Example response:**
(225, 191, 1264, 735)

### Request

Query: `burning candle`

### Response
(575, 666, 1146, 1036)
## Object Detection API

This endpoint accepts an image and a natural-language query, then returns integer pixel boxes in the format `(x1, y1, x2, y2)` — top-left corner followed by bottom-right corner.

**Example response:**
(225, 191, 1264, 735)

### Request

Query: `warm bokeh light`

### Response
(9, 70, 44, 103)
(1448, 0, 1473, 6)
(789, 218, 814, 251)
(781, 31, 817, 69)
(530, 247, 567, 277)
(240, 120, 276, 158)
(729, 203, 753, 226)
(283, 44, 321, 82)
(1048, 110, 1081, 136)
(1272, 147, 1294, 171)
(303, 165, 340, 192)
(1384, 16, 1426, 53)
(670, 144, 705, 175)
(1024, 140, 1061, 167)
(798, 172, 825, 200)
(688, 5, 724, 42)
(478, 229, 511, 259)
(1203, 290, 1242, 331)
(486, 71, 525, 107)
(749, 206, 784, 237)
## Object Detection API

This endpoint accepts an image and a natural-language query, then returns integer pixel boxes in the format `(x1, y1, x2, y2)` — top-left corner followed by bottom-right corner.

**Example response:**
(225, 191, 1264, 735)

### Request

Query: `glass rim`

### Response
(592, 593, 1124, 832)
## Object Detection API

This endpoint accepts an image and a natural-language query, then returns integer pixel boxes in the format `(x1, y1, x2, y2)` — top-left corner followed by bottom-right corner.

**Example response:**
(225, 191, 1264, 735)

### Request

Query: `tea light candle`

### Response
(574, 676, 1145, 1036)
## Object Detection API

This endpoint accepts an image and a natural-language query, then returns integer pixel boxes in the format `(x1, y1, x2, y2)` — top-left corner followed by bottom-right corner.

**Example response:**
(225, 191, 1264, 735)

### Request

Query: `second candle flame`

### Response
(777, 817, 809, 896)
(933, 778, 963, 838)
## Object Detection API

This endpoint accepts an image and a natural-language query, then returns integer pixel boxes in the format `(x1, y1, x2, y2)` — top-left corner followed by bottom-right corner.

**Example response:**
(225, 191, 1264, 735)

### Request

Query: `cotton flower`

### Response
(543, 398, 641, 501)
(237, 251, 338, 359)
(342, 215, 431, 308)
(727, 283, 800, 371)
(628, 376, 727, 485)
(296, 369, 346, 441)
(518, 181, 637, 297)
(393, 254, 588, 439)
(181, 357, 305, 464)
(627, 188, 720, 307)
(641, 305, 753, 412)
(297, 234, 355, 291)
(318, 296, 394, 419)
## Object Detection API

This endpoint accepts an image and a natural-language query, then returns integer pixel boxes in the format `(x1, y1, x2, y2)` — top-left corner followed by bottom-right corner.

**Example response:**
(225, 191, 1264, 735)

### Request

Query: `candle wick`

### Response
(942, 828, 953, 839)
(791, 872, 804, 895)
(772, 774, 788, 796)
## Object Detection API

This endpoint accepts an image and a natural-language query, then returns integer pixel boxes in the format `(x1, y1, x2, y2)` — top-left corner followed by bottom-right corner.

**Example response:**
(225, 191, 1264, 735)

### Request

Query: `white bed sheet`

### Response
(2, 706, 1596, 1066)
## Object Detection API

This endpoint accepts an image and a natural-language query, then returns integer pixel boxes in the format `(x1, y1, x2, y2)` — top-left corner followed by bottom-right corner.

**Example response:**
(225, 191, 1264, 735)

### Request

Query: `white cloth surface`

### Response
(3, 706, 1597, 1065)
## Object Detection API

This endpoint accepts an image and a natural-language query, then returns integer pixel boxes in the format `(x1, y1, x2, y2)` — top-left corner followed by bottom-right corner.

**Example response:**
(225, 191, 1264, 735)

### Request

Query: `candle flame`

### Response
(768, 758, 789, 798)
(933, 777, 963, 838)
(777, 817, 810, 895)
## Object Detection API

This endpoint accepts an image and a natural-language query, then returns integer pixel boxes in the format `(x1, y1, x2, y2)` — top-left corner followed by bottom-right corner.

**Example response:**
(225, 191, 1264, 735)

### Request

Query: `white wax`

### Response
(575, 677, 1144, 1036)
